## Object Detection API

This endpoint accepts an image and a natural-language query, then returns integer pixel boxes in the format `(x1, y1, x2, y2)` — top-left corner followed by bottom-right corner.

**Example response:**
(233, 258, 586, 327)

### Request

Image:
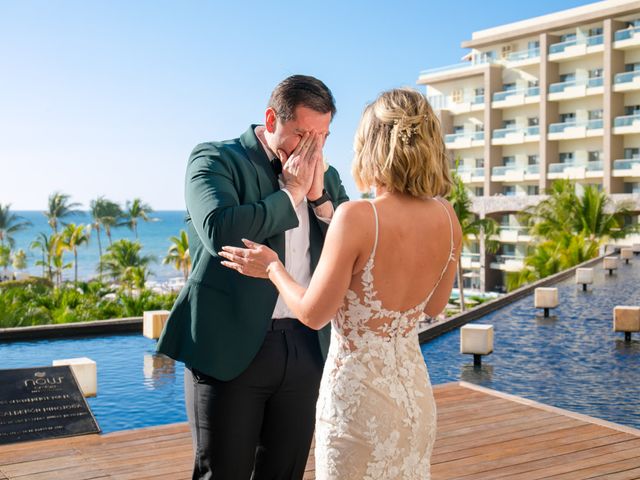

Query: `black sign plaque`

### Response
(0, 366, 100, 445)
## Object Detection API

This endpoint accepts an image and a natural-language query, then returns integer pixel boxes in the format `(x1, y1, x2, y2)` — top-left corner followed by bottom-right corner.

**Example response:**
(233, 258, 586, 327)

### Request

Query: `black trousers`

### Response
(185, 319, 324, 480)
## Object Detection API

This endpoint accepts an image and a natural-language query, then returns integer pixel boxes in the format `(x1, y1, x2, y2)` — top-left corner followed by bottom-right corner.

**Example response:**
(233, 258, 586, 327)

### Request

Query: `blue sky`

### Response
(1, 0, 589, 210)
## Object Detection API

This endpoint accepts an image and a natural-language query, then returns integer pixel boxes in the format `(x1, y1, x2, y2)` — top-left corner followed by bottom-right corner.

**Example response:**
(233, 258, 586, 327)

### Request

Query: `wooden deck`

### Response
(1, 382, 639, 479)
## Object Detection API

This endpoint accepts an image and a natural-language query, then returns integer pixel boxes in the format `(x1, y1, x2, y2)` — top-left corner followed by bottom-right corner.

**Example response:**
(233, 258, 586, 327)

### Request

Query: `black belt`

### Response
(268, 318, 305, 331)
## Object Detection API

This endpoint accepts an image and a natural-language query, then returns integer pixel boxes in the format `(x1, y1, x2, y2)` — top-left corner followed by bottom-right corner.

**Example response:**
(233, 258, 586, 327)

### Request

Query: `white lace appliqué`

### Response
(315, 199, 455, 480)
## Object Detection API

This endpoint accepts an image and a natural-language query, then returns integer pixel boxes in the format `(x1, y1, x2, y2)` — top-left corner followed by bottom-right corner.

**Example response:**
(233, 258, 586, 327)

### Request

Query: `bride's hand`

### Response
(219, 239, 281, 279)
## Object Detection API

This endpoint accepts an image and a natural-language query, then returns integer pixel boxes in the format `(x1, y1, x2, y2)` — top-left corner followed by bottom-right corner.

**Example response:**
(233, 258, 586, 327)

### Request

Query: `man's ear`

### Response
(265, 108, 277, 133)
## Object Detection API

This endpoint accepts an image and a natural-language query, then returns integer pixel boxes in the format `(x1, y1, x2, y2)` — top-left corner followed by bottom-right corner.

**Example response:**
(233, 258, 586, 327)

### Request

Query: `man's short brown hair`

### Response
(268, 75, 336, 122)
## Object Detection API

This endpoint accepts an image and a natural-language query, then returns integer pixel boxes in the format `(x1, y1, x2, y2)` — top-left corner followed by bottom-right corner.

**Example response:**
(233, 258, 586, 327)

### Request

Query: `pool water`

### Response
(2, 258, 639, 433)
(422, 258, 640, 430)
(1, 335, 186, 433)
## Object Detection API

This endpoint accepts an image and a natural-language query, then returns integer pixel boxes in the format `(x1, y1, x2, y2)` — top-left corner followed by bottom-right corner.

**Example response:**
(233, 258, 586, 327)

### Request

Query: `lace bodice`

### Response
(315, 198, 455, 479)
(334, 198, 456, 348)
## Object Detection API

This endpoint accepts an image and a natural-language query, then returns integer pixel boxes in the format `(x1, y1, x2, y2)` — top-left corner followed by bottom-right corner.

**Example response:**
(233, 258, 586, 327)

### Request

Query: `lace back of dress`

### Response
(337, 199, 455, 342)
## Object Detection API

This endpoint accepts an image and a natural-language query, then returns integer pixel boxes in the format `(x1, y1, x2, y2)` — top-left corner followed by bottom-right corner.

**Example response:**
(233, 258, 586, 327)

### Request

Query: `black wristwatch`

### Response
(308, 189, 332, 208)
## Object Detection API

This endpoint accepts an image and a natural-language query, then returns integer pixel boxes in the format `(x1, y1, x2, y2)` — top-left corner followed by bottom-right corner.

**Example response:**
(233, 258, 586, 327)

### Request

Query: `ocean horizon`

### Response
(8, 210, 188, 283)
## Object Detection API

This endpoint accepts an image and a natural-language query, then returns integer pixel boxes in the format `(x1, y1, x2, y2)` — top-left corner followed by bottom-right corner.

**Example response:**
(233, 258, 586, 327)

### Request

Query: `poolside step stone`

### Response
(603, 256, 618, 275)
(575, 268, 594, 291)
(460, 324, 493, 366)
(52, 357, 97, 397)
(534, 287, 558, 317)
(621, 248, 633, 264)
(613, 306, 640, 342)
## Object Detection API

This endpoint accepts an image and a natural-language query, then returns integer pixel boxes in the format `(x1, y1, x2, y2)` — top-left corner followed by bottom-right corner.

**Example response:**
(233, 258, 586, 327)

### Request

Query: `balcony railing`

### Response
(548, 161, 603, 173)
(471, 94, 485, 104)
(614, 70, 640, 84)
(492, 166, 520, 176)
(492, 125, 539, 139)
(549, 78, 602, 93)
(548, 34, 603, 54)
(614, 113, 640, 127)
(454, 166, 485, 177)
(613, 159, 640, 170)
(444, 131, 484, 143)
(461, 252, 481, 260)
(548, 119, 602, 133)
(492, 86, 540, 102)
(420, 57, 494, 77)
(526, 164, 540, 174)
(615, 26, 640, 42)
(506, 48, 540, 62)
(494, 254, 526, 264)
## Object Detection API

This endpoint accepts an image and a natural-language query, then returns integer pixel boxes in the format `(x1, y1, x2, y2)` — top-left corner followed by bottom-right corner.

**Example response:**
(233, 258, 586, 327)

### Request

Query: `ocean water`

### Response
(8, 211, 187, 282)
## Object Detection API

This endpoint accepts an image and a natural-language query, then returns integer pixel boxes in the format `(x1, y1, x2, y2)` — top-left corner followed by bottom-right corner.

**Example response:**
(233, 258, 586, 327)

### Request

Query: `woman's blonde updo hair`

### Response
(352, 88, 451, 197)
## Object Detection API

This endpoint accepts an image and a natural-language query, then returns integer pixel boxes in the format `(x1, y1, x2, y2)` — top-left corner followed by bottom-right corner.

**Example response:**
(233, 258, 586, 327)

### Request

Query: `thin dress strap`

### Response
(424, 198, 456, 304)
(367, 200, 379, 260)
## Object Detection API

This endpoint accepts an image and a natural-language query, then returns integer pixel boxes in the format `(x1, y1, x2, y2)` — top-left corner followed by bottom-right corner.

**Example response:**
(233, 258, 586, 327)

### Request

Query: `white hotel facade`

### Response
(418, 0, 640, 293)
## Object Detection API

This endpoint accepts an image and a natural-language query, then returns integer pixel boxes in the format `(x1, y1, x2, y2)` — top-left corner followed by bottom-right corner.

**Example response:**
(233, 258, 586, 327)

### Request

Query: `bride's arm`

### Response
(220, 201, 368, 330)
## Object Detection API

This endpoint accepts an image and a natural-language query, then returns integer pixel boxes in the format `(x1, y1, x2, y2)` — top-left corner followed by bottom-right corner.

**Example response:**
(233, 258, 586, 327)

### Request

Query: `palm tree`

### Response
(12, 249, 27, 276)
(121, 198, 156, 239)
(49, 233, 71, 287)
(90, 197, 123, 277)
(447, 168, 500, 311)
(61, 223, 91, 285)
(0, 204, 32, 248)
(44, 192, 82, 233)
(163, 230, 191, 280)
(0, 245, 10, 278)
(99, 239, 155, 290)
(30, 232, 53, 280)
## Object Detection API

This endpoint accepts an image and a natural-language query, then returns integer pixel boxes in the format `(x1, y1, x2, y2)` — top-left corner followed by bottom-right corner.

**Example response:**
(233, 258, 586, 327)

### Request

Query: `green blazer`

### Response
(157, 125, 349, 381)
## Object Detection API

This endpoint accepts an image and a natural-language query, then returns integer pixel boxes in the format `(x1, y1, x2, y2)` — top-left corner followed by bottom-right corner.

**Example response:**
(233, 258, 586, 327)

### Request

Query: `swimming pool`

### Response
(421, 257, 640, 430)
(2, 257, 639, 433)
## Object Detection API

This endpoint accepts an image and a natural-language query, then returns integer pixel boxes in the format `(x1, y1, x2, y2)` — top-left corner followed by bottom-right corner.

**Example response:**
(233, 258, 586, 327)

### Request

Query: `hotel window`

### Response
(560, 32, 577, 42)
(475, 158, 484, 168)
(475, 124, 484, 132)
(559, 152, 574, 163)
(624, 183, 640, 194)
(502, 82, 517, 91)
(588, 151, 602, 162)
(528, 155, 539, 165)
(589, 27, 603, 36)
(502, 119, 516, 129)
(502, 156, 516, 167)
(528, 40, 540, 50)
(560, 113, 575, 123)
(589, 109, 603, 120)
(527, 185, 540, 195)
(624, 105, 640, 116)
(503, 186, 516, 196)
(474, 187, 484, 196)
(452, 89, 464, 103)
(624, 63, 640, 72)
(624, 148, 640, 159)
(501, 44, 514, 59)
(589, 68, 603, 78)
(453, 125, 464, 134)
(560, 73, 576, 83)
(528, 117, 539, 126)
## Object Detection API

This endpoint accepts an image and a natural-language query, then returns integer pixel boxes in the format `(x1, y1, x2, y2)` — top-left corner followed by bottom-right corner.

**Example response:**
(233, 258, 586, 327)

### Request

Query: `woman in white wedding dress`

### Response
(220, 88, 461, 479)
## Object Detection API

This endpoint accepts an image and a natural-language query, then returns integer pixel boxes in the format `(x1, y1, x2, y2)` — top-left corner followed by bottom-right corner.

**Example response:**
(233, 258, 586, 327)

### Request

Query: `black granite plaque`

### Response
(0, 366, 100, 445)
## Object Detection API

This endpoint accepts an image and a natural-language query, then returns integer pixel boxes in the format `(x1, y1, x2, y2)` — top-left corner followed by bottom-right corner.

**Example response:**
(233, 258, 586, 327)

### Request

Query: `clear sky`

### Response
(1, 0, 589, 210)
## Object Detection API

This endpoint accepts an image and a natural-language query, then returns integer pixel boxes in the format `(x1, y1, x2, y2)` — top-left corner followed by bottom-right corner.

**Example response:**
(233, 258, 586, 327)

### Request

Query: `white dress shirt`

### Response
(253, 127, 324, 320)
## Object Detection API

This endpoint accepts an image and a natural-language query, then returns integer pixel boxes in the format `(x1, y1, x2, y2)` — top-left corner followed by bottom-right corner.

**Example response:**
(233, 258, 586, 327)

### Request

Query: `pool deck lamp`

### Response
(535, 287, 558, 317)
(460, 324, 494, 367)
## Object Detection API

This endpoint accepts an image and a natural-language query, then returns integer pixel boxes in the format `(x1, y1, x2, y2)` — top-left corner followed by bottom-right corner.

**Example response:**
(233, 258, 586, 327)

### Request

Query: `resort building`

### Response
(418, 0, 640, 292)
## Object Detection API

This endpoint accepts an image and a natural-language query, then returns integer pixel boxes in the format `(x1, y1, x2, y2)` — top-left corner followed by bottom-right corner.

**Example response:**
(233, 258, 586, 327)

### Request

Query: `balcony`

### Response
(548, 119, 603, 140)
(548, 160, 604, 180)
(494, 226, 531, 243)
(548, 78, 604, 101)
(491, 164, 540, 182)
(491, 86, 540, 109)
(548, 34, 604, 62)
(418, 58, 494, 84)
(613, 71, 640, 92)
(614, 26, 640, 49)
(427, 92, 486, 113)
(613, 159, 640, 177)
(460, 252, 481, 269)
(444, 131, 484, 150)
(492, 125, 540, 145)
(613, 113, 640, 134)
(490, 254, 526, 272)
(505, 47, 540, 65)
(454, 165, 485, 183)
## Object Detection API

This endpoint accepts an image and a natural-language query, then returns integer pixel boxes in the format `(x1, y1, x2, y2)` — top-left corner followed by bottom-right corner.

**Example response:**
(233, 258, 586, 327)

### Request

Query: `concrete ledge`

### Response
(419, 253, 606, 343)
(0, 317, 143, 342)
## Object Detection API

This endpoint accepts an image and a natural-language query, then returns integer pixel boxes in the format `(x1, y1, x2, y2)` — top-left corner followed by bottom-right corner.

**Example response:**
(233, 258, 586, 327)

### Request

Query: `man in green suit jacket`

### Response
(157, 75, 348, 479)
